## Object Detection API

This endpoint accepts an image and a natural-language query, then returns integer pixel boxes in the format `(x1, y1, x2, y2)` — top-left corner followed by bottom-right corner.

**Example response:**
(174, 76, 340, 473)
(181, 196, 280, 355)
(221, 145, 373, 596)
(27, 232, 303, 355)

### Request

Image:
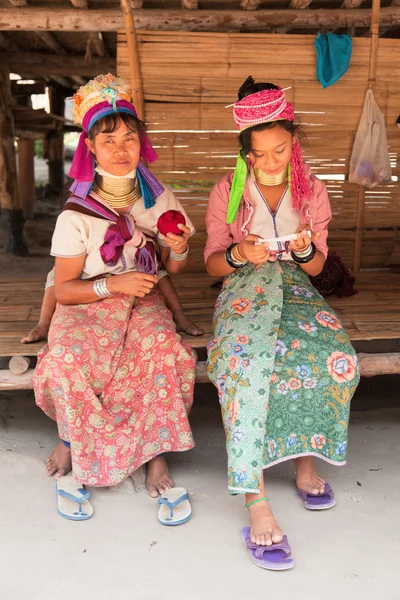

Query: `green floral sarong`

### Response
(207, 260, 360, 495)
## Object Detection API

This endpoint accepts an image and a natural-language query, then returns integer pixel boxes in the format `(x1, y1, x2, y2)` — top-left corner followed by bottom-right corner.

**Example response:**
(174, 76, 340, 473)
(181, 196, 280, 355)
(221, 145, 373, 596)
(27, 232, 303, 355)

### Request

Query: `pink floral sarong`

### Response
(33, 291, 196, 486)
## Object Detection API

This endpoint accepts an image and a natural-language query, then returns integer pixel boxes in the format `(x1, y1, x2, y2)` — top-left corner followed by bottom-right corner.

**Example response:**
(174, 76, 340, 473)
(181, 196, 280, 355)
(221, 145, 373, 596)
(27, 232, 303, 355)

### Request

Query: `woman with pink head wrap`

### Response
(205, 77, 359, 569)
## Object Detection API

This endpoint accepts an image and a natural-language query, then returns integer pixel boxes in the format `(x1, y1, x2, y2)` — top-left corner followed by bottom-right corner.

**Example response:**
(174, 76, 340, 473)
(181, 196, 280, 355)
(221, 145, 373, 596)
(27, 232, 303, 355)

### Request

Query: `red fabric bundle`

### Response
(157, 210, 186, 236)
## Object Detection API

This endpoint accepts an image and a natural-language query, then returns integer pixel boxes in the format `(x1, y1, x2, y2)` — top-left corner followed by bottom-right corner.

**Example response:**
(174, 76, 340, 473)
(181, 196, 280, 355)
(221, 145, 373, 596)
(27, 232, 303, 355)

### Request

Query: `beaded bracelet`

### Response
(233, 244, 248, 264)
(170, 246, 189, 261)
(93, 278, 113, 299)
(293, 243, 313, 257)
(291, 242, 316, 264)
(225, 244, 247, 269)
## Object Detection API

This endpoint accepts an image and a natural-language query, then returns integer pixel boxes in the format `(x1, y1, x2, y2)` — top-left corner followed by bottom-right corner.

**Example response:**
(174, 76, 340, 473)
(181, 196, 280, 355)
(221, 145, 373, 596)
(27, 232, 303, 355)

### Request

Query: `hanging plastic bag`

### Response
(349, 89, 392, 187)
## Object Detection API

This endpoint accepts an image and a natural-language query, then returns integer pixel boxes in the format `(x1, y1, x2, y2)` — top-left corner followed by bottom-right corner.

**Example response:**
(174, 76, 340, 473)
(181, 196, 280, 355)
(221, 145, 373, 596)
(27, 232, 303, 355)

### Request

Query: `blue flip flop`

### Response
(158, 487, 192, 526)
(56, 475, 94, 521)
(241, 527, 295, 570)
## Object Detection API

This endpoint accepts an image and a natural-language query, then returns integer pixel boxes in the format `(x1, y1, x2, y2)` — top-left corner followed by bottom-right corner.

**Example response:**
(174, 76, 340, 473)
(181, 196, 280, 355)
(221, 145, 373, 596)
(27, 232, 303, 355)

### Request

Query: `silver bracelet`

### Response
(93, 277, 113, 299)
(170, 246, 189, 261)
(292, 244, 313, 259)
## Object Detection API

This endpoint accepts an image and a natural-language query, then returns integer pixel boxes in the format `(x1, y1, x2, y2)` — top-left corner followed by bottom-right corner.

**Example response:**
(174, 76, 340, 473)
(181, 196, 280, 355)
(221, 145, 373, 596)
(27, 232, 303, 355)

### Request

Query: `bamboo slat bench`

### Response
(0, 270, 400, 390)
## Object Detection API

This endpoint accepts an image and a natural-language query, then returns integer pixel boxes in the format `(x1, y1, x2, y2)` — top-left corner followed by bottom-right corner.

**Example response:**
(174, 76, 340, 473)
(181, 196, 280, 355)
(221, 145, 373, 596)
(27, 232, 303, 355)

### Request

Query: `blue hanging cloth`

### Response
(314, 33, 352, 89)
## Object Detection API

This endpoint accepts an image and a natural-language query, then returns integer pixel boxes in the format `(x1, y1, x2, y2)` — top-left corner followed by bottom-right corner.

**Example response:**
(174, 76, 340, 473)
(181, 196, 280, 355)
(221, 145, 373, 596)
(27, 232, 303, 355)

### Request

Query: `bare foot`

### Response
(46, 442, 72, 479)
(247, 498, 283, 546)
(145, 455, 173, 498)
(21, 323, 49, 344)
(173, 309, 204, 336)
(294, 456, 325, 494)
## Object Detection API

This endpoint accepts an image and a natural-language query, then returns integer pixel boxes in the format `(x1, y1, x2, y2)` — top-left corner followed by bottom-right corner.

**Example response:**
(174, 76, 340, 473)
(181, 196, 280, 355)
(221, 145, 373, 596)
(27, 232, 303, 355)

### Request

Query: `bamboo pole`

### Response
(368, 0, 381, 89)
(353, 0, 381, 273)
(119, 0, 145, 121)
(353, 186, 366, 272)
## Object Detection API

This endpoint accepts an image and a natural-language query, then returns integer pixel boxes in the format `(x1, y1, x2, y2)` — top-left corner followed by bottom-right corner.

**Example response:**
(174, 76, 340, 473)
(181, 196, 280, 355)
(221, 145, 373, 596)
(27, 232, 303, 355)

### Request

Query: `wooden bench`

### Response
(1, 270, 400, 390)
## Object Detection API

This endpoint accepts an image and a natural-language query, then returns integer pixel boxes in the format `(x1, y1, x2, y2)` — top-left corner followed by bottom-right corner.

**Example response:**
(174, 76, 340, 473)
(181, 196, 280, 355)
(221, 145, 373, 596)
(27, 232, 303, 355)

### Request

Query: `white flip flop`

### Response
(157, 487, 192, 526)
(56, 475, 94, 521)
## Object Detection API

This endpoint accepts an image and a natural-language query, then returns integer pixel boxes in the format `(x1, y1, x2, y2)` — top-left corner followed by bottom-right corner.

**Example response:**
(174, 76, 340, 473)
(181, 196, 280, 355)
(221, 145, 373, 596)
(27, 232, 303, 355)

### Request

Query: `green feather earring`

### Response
(226, 150, 247, 224)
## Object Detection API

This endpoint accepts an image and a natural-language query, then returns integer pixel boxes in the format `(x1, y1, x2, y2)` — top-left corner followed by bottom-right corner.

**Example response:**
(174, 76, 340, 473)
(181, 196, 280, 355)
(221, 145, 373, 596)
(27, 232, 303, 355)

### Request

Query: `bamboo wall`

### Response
(117, 31, 400, 271)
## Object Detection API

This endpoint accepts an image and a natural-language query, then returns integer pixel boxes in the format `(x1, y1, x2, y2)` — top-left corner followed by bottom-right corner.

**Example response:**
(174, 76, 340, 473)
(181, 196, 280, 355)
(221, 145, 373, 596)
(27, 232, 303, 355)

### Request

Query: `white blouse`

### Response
(51, 183, 194, 279)
(249, 170, 301, 260)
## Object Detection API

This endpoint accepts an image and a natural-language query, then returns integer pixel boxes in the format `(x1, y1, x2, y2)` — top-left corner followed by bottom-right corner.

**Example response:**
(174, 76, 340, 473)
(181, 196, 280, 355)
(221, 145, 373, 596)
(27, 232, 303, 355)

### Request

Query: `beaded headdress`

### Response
(227, 86, 312, 224)
(69, 73, 162, 206)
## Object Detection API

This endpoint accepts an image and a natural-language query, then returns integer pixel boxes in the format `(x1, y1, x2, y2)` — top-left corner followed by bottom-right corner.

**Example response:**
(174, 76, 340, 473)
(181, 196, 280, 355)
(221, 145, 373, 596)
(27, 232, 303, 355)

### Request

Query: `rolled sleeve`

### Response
(204, 179, 233, 264)
(311, 177, 332, 260)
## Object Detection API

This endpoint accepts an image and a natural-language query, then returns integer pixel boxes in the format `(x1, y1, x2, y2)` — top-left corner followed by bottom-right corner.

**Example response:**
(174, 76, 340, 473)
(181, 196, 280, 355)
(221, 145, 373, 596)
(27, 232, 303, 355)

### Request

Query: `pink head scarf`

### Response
(226, 87, 312, 224)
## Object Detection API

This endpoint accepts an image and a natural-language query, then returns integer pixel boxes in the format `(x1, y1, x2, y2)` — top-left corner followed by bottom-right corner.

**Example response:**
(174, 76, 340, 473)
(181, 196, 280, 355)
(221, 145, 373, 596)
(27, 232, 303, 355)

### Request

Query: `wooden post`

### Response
(17, 138, 35, 220)
(119, 0, 145, 121)
(353, 186, 365, 272)
(353, 0, 381, 273)
(0, 60, 28, 255)
(47, 84, 65, 194)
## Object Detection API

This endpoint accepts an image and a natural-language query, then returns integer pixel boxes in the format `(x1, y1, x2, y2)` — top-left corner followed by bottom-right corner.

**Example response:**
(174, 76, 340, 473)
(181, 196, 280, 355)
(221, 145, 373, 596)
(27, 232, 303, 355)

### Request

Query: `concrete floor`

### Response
(0, 382, 399, 600)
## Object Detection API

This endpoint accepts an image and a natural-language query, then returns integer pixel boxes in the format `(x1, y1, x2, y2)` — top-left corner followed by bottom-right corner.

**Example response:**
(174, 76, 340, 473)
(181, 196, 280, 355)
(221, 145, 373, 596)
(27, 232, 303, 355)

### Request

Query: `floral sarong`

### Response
(33, 291, 196, 487)
(207, 260, 360, 495)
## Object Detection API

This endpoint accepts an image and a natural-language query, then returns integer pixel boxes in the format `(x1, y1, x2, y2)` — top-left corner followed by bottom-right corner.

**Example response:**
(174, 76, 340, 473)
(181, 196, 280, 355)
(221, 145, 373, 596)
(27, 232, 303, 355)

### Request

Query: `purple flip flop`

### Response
(241, 527, 295, 571)
(297, 482, 336, 510)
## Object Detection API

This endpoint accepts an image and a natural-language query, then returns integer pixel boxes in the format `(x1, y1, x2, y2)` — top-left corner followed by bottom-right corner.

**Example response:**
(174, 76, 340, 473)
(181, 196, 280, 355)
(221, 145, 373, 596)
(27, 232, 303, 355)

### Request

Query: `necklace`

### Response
(254, 167, 288, 187)
(93, 174, 142, 208)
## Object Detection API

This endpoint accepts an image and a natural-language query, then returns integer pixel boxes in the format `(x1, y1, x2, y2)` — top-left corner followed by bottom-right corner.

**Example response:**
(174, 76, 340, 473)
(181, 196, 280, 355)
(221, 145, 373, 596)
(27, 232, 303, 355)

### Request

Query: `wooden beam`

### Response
(1, 352, 400, 390)
(119, 0, 144, 121)
(288, 0, 313, 9)
(182, 0, 199, 9)
(15, 128, 45, 140)
(69, 0, 88, 8)
(240, 0, 263, 10)
(9, 53, 116, 77)
(380, 0, 400, 33)
(35, 33, 85, 87)
(0, 31, 20, 52)
(36, 31, 66, 56)
(341, 0, 365, 7)
(87, 31, 109, 58)
(1, 7, 400, 31)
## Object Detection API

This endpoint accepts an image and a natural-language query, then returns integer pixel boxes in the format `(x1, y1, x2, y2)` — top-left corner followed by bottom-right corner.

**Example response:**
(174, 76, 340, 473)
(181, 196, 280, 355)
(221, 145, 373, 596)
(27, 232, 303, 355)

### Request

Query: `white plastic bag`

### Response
(349, 89, 392, 188)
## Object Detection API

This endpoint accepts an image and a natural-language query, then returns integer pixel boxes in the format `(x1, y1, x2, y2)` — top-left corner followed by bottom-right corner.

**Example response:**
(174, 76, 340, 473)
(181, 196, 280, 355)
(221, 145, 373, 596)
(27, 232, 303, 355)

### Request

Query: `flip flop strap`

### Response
(246, 535, 291, 558)
(58, 488, 91, 505)
(298, 483, 333, 501)
(158, 493, 189, 518)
